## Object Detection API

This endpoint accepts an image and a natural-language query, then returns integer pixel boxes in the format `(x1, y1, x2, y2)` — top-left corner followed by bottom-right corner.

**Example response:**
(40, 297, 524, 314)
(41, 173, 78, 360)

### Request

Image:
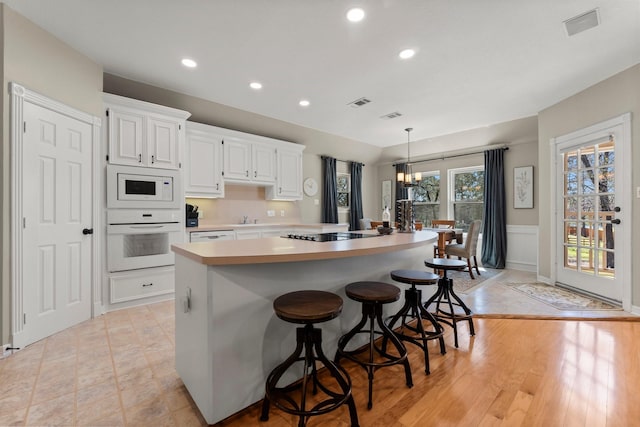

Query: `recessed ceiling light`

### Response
(346, 8, 365, 22)
(249, 82, 263, 90)
(181, 58, 197, 68)
(398, 49, 416, 59)
(299, 100, 310, 107)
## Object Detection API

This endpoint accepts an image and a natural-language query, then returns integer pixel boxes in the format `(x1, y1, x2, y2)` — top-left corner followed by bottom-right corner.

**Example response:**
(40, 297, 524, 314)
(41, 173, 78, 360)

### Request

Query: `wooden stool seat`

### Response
(345, 281, 401, 304)
(423, 258, 475, 349)
(424, 258, 467, 272)
(274, 290, 343, 324)
(387, 270, 445, 374)
(336, 281, 412, 409)
(262, 290, 359, 427)
(390, 270, 440, 286)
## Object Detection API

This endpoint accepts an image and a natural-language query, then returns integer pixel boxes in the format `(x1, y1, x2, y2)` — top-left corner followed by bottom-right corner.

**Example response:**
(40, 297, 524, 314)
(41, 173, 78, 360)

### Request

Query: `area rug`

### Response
(505, 282, 621, 311)
(449, 267, 504, 294)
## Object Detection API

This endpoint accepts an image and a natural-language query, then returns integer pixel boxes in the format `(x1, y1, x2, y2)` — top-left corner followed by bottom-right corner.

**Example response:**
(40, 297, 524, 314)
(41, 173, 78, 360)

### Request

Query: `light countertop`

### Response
(172, 230, 437, 265)
(186, 222, 349, 232)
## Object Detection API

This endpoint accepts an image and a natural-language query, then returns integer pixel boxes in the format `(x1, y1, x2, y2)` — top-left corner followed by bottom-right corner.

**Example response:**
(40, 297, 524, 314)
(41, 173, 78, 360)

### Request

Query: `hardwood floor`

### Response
(218, 317, 640, 427)
(1, 291, 639, 426)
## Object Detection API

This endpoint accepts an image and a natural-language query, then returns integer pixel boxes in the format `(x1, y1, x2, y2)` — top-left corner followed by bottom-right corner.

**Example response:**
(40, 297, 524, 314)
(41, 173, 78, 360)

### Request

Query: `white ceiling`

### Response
(3, 0, 640, 147)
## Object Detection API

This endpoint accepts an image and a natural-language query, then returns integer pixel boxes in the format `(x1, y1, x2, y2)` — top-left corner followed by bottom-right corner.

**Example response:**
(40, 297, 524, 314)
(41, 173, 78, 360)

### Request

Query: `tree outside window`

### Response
(337, 173, 350, 211)
(412, 172, 440, 226)
(449, 166, 484, 232)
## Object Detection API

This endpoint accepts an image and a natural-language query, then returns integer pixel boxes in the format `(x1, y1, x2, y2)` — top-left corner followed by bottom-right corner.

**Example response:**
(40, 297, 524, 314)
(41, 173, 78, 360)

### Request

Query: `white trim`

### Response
(631, 305, 640, 316)
(550, 113, 632, 310)
(9, 83, 102, 348)
(505, 225, 538, 272)
(447, 164, 484, 219)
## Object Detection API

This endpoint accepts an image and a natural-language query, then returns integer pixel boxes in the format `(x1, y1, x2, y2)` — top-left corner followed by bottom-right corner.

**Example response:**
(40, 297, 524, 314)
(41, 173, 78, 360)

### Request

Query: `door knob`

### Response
(614, 206, 621, 212)
(610, 219, 621, 225)
(82, 228, 94, 235)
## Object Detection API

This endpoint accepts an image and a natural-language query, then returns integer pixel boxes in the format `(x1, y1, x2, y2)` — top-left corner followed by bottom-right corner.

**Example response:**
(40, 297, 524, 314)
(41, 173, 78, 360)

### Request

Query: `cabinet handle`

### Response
(254, 171, 257, 178)
(216, 183, 219, 190)
(151, 155, 155, 164)
(138, 154, 142, 163)
(246, 170, 249, 177)
(142, 283, 153, 287)
(279, 187, 282, 194)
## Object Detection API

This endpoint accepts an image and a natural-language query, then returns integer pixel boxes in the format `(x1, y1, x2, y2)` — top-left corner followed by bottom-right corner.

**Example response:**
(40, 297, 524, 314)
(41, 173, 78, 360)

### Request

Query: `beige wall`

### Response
(537, 64, 640, 302)
(377, 117, 539, 225)
(104, 74, 384, 225)
(0, 4, 103, 344)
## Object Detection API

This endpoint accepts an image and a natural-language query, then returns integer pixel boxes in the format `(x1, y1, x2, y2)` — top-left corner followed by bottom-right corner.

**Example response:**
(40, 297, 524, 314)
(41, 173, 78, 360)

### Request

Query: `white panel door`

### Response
(108, 108, 144, 166)
(251, 143, 276, 183)
(184, 129, 223, 197)
(22, 102, 93, 344)
(277, 149, 302, 198)
(223, 139, 251, 181)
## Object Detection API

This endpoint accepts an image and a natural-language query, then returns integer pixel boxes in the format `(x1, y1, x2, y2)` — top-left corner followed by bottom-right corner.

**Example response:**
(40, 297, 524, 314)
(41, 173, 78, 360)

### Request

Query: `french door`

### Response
(554, 114, 631, 304)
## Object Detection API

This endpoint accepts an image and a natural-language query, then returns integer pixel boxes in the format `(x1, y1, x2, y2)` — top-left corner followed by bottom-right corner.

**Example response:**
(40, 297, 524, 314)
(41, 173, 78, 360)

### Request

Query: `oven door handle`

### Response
(129, 225, 165, 229)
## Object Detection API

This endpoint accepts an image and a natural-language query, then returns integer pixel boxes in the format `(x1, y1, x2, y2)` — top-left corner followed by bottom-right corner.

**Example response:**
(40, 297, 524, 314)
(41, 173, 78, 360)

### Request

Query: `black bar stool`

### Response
(387, 269, 446, 374)
(424, 258, 475, 348)
(260, 290, 359, 427)
(335, 281, 412, 409)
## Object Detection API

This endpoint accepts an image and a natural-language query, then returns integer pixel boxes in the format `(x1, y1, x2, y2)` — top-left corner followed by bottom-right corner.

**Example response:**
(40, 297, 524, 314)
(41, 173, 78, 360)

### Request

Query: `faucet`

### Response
(242, 215, 248, 224)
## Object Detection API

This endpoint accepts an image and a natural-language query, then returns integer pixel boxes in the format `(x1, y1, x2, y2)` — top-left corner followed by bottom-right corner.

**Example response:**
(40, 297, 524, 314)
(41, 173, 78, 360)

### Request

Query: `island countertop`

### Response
(172, 230, 437, 265)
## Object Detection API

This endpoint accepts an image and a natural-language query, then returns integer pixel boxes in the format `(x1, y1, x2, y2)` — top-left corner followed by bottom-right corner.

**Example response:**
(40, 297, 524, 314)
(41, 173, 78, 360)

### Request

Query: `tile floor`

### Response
(0, 269, 635, 426)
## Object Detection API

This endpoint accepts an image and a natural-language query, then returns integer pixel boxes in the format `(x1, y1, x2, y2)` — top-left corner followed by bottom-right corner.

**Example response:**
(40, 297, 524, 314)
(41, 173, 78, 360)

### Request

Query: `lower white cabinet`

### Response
(235, 229, 262, 240)
(109, 267, 174, 304)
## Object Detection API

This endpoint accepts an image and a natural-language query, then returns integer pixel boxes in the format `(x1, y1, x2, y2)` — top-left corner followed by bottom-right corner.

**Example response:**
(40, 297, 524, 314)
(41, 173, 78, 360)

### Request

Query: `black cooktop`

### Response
(282, 232, 380, 242)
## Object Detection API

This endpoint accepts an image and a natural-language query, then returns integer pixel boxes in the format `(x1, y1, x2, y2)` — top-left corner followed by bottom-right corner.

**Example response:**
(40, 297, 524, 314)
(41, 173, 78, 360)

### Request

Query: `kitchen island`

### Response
(171, 230, 437, 424)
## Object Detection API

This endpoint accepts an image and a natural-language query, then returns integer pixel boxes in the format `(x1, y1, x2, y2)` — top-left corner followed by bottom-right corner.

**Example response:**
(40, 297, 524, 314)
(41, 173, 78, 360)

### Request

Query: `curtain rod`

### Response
(320, 155, 365, 167)
(392, 145, 508, 167)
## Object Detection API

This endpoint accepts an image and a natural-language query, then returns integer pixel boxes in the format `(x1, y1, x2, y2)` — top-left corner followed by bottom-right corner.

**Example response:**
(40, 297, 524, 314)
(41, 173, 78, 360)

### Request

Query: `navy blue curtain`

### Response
(349, 162, 363, 230)
(322, 156, 338, 223)
(395, 163, 408, 200)
(481, 149, 507, 268)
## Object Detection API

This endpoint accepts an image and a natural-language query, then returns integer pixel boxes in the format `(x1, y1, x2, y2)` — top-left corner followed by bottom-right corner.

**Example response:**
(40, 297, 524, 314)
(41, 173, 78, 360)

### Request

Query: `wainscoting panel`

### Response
(506, 225, 538, 272)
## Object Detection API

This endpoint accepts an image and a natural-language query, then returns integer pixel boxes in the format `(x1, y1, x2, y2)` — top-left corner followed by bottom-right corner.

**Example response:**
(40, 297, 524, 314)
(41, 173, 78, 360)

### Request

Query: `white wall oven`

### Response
(107, 210, 182, 272)
(107, 164, 181, 209)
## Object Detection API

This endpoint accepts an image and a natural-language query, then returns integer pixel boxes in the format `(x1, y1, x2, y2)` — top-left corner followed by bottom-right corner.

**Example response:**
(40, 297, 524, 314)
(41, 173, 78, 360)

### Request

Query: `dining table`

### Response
(423, 227, 463, 258)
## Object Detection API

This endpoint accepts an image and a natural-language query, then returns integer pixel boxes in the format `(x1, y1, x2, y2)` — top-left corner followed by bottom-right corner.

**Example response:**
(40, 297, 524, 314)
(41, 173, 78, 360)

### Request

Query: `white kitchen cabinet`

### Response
(223, 138, 276, 184)
(104, 93, 190, 170)
(266, 145, 304, 200)
(190, 230, 235, 242)
(184, 122, 224, 198)
(109, 266, 174, 305)
(235, 229, 262, 240)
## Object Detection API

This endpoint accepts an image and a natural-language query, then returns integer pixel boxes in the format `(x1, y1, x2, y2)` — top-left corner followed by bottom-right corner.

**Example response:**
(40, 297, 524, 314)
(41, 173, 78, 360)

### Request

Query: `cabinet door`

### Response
(147, 116, 179, 169)
(276, 149, 303, 199)
(235, 229, 262, 239)
(185, 131, 223, 197)
(108, 108, 145, 166)
(252, 143, 276, 183)
(223, 139, 251, 181)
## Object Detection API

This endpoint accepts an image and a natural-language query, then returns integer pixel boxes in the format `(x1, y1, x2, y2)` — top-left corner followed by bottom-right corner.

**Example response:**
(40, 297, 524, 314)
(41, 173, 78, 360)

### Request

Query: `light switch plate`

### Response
(637, 186, 640, 198)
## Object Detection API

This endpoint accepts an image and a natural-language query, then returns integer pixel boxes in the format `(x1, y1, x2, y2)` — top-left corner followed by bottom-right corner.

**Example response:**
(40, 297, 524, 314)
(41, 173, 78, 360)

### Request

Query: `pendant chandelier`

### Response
(396, 127, 422, 187)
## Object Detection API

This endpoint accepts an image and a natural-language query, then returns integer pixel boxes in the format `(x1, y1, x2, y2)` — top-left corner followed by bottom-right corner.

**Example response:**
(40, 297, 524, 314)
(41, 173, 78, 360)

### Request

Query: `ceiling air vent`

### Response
(564, 8, 600, 36)
(348, 97, 372, 108)
(380, 112, 403, 120)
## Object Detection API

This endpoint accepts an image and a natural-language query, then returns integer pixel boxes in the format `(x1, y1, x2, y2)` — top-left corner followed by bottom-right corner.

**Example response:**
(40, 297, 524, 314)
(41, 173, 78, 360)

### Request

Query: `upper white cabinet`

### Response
(104, 93, 191, 170)
(184, 122, 224, 198)
(223, 138, 276, 184)
(266, 145, 305, 200)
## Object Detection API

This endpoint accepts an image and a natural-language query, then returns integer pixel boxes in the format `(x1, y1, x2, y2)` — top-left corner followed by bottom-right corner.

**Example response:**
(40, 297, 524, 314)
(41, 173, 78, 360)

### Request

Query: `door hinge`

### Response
(23, 122, 27, 133)
(179, 124, 181, 130)
(23, 313, 26, 324)
(106, 155, 110, 162)
(23, 217, 26, 228)
(222, 170, 224, 176)
(179, 162, 182, 169)
(105, 109, 109, 117)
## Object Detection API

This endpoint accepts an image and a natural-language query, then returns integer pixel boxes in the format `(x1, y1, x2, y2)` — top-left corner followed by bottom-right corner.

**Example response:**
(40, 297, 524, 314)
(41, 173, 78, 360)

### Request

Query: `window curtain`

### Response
(481, 149, 507, 268)
(395, 163, 408, 202)
(349, 162, 363, 230)
(322, 156, 338, 223)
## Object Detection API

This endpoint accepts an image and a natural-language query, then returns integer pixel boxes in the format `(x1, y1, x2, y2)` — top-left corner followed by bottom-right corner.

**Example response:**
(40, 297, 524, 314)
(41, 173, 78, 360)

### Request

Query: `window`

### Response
(337, 173, 350, 211)
(412, 171, 440, 226)
(449, 166, 484, 232)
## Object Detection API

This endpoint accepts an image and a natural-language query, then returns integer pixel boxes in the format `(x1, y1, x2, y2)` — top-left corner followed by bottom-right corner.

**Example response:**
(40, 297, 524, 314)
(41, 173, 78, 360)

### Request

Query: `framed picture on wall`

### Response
(382, 180, 392, 210)
(514, 166, 534, 209)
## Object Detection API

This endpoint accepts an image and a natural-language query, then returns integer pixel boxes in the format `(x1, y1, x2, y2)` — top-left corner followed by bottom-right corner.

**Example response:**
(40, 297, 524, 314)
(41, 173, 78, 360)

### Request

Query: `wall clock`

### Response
(303, 177, 318, 197)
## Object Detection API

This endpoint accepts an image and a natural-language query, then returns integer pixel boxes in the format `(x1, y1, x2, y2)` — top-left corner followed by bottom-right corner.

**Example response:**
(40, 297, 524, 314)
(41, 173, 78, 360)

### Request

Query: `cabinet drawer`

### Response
(110, 268, 174, 304)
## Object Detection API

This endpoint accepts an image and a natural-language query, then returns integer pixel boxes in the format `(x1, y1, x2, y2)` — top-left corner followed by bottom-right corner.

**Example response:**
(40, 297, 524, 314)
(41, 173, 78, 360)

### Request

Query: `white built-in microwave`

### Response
(107, 164, 181, 209)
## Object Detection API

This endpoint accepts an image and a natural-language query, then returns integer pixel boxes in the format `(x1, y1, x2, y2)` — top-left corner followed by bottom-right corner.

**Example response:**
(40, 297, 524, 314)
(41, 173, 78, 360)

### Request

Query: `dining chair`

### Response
(430, 220, 456, 256)
(444, 219, 482, 279)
